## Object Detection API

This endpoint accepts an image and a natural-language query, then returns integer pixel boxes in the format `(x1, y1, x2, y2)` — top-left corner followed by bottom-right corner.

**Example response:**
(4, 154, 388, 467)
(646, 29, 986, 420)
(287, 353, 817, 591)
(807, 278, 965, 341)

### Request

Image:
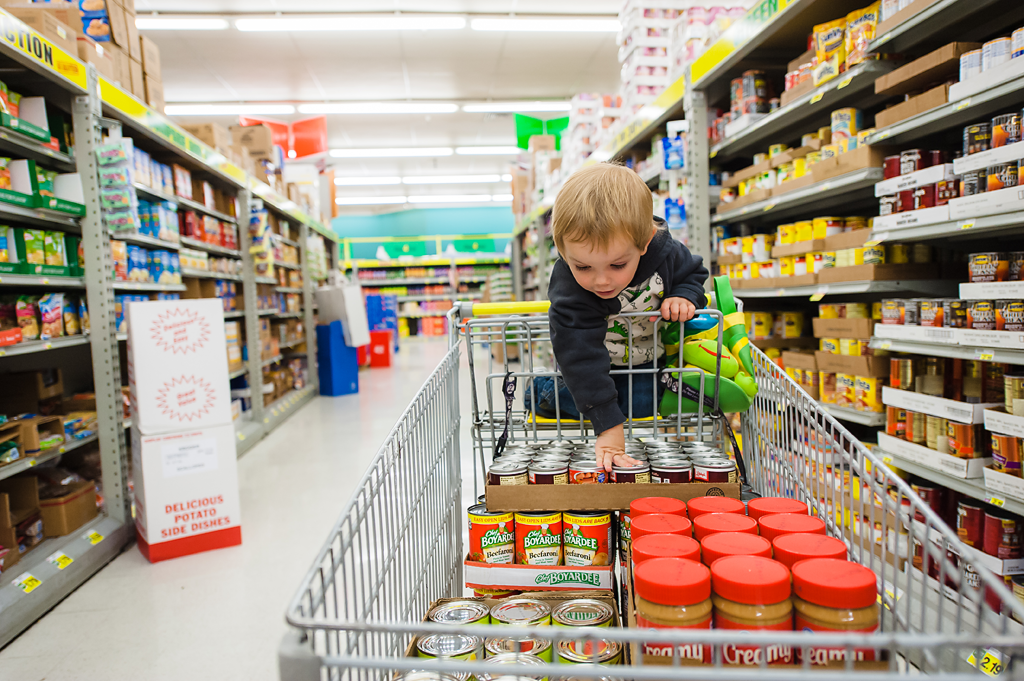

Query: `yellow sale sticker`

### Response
(85, 530, 104, 545)
(762, 203, 776, 212)
(837, 76, 853, 90)
(988, 496, 1005, 508)
(13, 573, 41, 594)
(48, 552, 73, 570)
(967, 649, 1003, 677)
(956, 98, 972, 111)
(810, 92, 825, 104)
(960, 221, 975, 230)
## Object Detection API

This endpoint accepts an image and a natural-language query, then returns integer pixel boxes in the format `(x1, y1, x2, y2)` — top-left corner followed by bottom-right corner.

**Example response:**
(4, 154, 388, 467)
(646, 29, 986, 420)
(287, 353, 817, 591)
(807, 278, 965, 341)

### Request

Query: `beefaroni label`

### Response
(563, 531, 597, 551)
(534, 571, 601, 587)
(523, 530, 559, 549)
(481, 528, 513, 549)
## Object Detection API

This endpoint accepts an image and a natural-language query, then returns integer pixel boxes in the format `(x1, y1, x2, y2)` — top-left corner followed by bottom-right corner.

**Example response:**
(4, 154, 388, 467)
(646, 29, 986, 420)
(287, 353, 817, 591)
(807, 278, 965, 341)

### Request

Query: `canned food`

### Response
(945, 299, 969, 328)
(919, 299, 945, 327)
(515, 512, 562, 566)
(948, 422, 982, 458)
(890, 358, 916, 390)
(997, 301, 1024, 331)
(883, 155, 901, 179)
(987, 163, 1017, 191)
(836, 374, 856, 408)
(469, 505, 515, 563)
(925, 415, 947, 451)
(903, 299, 921, 325)
(490, 599, 552, 626)
(562, 511, 613, 566)
(417, 633, 484, 661)
(992, 434, 1023, 477)
(693, 459, 738, 483)
(984, 508, 1023, 559)
(992, 113, 1022, 147)
(794, 221, 813, 241)
(489, 462, 528, 486)
(777, 224, 796, 245)
(569, 460, 607, 484)
(477, 652, 546, 681)
(1006, 375, 1024, 416)
(983, 37, 1011, 71)
(900, 148, 925, 174)
(528, 461, 569, 485)
(960, 49, 983, 81)
(812, 217, 844, 239)
(937, 177, 960, 204)
(968, 300, 997, 330)
(484, 638, 552, 662)
(969, 253, 1008, 282)
(914, 184, 936, 209)
(963, 123, 991, 155)
(907, 410, 926, 444)
(1015, 28, 1024, 59)
(961, 170, 985, 196)
(552, 599, 614, 627)
(957, 499, 985, 548)
(611, 462, 651, 483)
(855, 376, 883, 413)
(886, 405, 907, 438)
(881, 299, 903, 324)
(651, 459, 694, 483)
(430, 601, 491, 625)
(556, 639, 622, 665)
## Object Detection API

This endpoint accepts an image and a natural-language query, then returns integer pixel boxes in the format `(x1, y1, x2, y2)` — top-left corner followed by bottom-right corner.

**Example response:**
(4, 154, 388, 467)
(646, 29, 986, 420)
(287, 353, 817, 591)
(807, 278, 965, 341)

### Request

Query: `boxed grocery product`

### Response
(182, 123, 231, 153)
(37, 479, 97, 536)
(140, 33, 161, 79)
(230, 124, 274, 161)
(18, 415, 65, 453)
(875, 42, 982, 97)
(75, 35, 115, 80)
(0, 476, 41, 571)
(144, 73, 164, 112)
(876, 0, 943, 38)
(5, 4, 79, 56)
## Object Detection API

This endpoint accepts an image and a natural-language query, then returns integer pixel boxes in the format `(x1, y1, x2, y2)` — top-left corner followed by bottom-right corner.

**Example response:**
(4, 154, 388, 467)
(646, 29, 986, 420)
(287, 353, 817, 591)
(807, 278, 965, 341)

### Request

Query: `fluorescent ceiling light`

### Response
(334, 176, 402, 186)
(455, 146, 521, 155)
(236, 16, 466, 31)
(502, 174, 512, 182)
(335, 196, 408, 205)
(330, 147, 453, 158)
(402, 174, 503, 185)
(164, 103, 296, 116)
(135, 16, 230, 30)
(471, 18, 620, 32)
(408, 195, 492, 203)
(462, 101, 572, 113)
(491, 194, 514, 202)
(298, 102, 458, 115)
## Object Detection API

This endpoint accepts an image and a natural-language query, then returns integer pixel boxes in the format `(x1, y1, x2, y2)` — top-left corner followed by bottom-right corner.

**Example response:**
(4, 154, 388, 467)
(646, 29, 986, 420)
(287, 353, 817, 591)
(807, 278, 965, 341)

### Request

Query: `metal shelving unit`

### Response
(181, 268, 243, 282)
(110, 232, 180, 251)
(0, 335, 91, 357)
(179, 236, 242, 258)
(821, 403, 885, 427)
(711, 168, 883, 224)
(133, 182, 238, 224)
(737, 279, 954, 299)
(112, 281, 187, 292)
(0, 274, 85, 288)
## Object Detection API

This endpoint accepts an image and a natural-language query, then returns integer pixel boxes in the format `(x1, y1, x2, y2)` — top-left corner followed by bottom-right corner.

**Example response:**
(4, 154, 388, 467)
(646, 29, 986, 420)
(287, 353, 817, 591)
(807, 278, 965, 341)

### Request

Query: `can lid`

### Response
(687, 496, 745, 519)
(488, 461, 528, 475)
(632, 533, 701, 565)
(757, 513, 826, 541)
(634, 557, 710, 606)
(710, 555, 791, 605)
(630, 497, 688, 518)
(631, 513, 692, 541)
(747, 497, 809, 521)
(692, 513, 758, 541)
(700, 532, 772, 565)
(792, 558, 877, 609)
(417, 633, 481, 657)
(556, 639, 621, 663)
(485, 637, 550, 657)
(552, 599, 613, 626)
(772, 534, 848, 569)
(490, 599, 551, 624)
(429, 600, 490, 624)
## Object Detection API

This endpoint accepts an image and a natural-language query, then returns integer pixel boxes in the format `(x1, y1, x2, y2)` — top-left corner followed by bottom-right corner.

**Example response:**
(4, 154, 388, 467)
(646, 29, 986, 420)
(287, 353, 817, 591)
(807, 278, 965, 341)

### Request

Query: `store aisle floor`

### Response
(0, 338, 457, 681)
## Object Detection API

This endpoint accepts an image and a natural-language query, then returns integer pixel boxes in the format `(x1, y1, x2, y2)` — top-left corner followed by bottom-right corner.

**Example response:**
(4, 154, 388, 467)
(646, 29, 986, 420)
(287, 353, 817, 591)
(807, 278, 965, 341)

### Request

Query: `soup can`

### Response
(488, 461, 528, 486)
(997, 301, 1024, 331)
(883, 155, 901, 179)
(529, 461, 569, 485)
(569, 460, 607, 484)
(948, 422, 982, 458)
(469, 505, 515, 563)
(563, 511, 613, 566)
(611, 462, 651, 483)
(957, 499, 985, 547)
(693, 459, 738, 483)
(651, 459, 694, 483)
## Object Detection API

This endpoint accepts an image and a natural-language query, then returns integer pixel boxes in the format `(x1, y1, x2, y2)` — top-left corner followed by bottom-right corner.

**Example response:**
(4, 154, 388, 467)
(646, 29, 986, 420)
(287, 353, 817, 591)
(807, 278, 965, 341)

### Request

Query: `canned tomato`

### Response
(651, 459, 694, 483)
(515, 512, 562, 566)
(552, 599, 614, 627)
(957, 499, 985, 547)
(992, 434, 1023, 477)
(612, 462, 651, 483)
(984, 508, 1022, 559)
(430, 600, 491, 625)
(490, 598, 552, 626)
(987, 163, 1018, 192)
(963, 123, 991, 155)
(529, 461, 568, 485)
(488, 462, 528, 486)
(968, 300, 997, 330)
(993, 113, 1022, 147)
(563, 511, 613, 566)
(468, 504, 515, 564)
(945, 299, 969, 328)
(484, 637, 552, 662)
(569, 460, 607, 484)
(417, 633, 483, 661)
(693, 459, 738, 483)
(556, 639, 622, 665)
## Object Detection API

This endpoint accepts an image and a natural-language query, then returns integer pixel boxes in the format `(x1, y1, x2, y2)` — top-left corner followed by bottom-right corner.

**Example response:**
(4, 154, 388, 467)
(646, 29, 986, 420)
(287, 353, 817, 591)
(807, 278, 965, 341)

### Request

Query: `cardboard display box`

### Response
(875, 84, 948, 130)
(779, 76, 816, 108)
(0, 476, 40, 570)
(723, 159, 772, 189)
(76, 35, 115, 81)
(485, 482, 740, 512)
(770, 141, 822, 168)
(464, 558, 615, 592)
(782, 350, 817, 371)
(875, 42, 981, 97)
(815, 352, 890, 377)
(0, 369, 63, 415)
(39, 479, 97, 537)
(770, 273, 818, 288)
(18, 415, 64, 454)
(183, 123, 232, 153)
(823, 229, 873, 252)
(105, 0, 129, 51)
(816, 263, 933, 284)
(231, 124, 275, 161)
(129, 57, 144, 99)
(875, 0, 943, 38)
(144, 73, 164, 113)
(810, 144, 887, 183)
(110, 44, 131, 88)
(812, 317, 874, 339)
(716, 187, 770, 214)
(125, 4, 140, 60)
(6, 5, 78, 55)
(140, 34, 161, 79)
(771, 172, 817, 196)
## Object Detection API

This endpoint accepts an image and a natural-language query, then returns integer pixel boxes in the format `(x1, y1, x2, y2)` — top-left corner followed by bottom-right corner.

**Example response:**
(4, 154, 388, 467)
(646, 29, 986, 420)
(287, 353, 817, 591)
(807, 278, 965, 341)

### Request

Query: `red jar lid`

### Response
(701, 532, 772, 566)
(792, 558, 876, 609)
(710, 555, 791, 605)
(631, 513, 692, 541)
(632, 533, 701, 566)
(635, 557, 711, 606)
(687, 496, 745, 519)
(747, 497, 809, 521)
(772, 533, 847, 569)
(692, 512, 758, 541)
(630, 497, 688, 519)
(757, 513, 826, 542)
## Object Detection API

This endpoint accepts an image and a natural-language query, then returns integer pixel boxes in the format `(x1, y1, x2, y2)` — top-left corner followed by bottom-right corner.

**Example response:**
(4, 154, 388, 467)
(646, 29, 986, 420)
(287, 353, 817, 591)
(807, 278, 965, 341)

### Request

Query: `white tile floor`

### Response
(0, 337, 465, 681)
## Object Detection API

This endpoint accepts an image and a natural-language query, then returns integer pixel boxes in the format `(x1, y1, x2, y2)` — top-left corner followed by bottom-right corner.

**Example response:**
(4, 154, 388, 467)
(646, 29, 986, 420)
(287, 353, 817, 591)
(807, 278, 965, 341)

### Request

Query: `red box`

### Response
(0, 328, 22, 347)
(369, 330, 392, 368)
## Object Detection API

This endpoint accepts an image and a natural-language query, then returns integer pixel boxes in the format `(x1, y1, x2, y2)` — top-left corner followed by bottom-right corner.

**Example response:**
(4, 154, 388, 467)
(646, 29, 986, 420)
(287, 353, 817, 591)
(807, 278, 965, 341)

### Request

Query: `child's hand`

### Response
(652, 297, 697, 323)
(595, 424, 640, 472)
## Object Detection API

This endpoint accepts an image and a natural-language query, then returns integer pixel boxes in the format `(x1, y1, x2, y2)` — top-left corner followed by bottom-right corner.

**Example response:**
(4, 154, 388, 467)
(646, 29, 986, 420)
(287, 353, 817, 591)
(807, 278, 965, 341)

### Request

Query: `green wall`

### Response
(333, 206, 513, 259)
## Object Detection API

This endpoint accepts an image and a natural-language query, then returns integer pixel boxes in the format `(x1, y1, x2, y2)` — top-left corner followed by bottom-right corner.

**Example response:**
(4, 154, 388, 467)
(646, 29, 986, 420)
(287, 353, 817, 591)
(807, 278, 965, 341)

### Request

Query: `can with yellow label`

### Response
(889, 243, 910, 264)
(795, 221, 813, 242)
(751, 312, 774, 339)
(855, 376, 883, 413)
(781, 311, 805, 338)
(820, 338, 840, 354)
(837, 373, 856, 408)
(780, 256, 795, 277)
(778, 224, 796, 244)
(822, 251, 837, 268)
(818, 304, 839, 319)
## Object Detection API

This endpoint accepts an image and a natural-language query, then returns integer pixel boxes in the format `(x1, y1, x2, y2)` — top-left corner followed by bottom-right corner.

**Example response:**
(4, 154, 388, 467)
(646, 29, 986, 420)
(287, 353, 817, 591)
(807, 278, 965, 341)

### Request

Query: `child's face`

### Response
(561, 231, 652, 300)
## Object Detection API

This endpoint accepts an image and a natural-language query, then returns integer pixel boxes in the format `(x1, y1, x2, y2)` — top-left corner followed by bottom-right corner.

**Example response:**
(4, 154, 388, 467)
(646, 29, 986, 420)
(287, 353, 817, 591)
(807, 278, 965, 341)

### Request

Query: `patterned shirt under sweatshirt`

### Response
(605, 272, 665, 365)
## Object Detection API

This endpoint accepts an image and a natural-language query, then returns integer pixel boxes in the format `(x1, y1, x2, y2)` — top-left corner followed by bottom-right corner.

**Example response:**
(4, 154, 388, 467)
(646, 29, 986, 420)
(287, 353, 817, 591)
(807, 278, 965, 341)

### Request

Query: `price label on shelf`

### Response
(263, 417, 269, 424)
(864, 232, 888, 247)
(13, 573, 42, 594)
(877, 130, 891, 141)
(238, 432, 245, 441)
(84, 530, 104, 545)
(41, 278, 49, 285)
(809, 286, 829, 302)
(819, 183, 831, 192)
(810, 92, 825, 104)
(882, 455, 893, 465)
(48, 552, 73, 570)
(956, 98, 972, 112)
(44, 342, 51, 350)
(878, 341, 892, 350)
(974, 348, 996, 360)
(967, 648, 1003, 677)
(837, 76, 853, 90)
(709, 150, 718, 158)
(960, 221, 975, 230)
(27, 458, 37, 467)
(988, 496, 1006, 508)
(762, 203, 776, 212)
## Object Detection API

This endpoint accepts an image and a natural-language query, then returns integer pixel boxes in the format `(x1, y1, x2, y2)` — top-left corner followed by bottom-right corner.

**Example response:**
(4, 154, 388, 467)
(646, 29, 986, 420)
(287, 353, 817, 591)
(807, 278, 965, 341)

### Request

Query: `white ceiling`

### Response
(138, 3, 621, 214)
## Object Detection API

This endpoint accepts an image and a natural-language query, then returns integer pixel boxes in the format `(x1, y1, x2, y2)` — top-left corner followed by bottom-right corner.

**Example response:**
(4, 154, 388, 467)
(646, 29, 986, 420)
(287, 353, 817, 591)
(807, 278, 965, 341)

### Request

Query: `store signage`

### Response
(0, 9, 86, 90)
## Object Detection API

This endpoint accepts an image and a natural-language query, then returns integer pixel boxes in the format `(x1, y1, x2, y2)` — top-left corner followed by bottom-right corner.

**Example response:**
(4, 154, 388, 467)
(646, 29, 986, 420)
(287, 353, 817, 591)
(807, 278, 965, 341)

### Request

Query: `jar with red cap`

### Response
(792, 558, 880, 664)
(710, 555, 794, 665)
(632, 533, 701, 567)
(701, 532, 772, 566)
(758, 513, 826, 542)
(634, 557, 712, 663)
(772, 533, 847, 569)
(687, 496, 745, 520)
(747, 497, 809, 521)
(624, 498, 689, 566)
(631, 513, 692, 543)
(693, 513, 758, 541)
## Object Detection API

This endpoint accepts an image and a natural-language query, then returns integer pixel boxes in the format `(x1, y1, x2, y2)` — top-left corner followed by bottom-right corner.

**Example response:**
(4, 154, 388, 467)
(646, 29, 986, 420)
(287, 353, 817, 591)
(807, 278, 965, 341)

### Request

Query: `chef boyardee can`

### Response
(552, 599, 614, 628)
(490, 598, 552, 626)
(485, 637, 553, 662)
(417, 633, 483, 661)
(557, 639, 623, 665)
(477, 652, 547, 681)
(429, 600, 490, 625)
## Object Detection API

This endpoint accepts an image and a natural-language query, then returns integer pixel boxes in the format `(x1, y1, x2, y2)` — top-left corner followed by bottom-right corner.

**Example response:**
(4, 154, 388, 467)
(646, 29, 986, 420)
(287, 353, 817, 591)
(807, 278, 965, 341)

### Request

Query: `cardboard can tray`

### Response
(485, 482, 742, 512)
(464, 557, 615, 592)
(0, 113, 50, 142)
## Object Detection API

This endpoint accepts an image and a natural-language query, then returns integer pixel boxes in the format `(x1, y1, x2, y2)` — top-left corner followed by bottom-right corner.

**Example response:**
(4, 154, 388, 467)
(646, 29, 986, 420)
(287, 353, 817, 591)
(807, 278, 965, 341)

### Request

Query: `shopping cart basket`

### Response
(280, 301, 1024, 681)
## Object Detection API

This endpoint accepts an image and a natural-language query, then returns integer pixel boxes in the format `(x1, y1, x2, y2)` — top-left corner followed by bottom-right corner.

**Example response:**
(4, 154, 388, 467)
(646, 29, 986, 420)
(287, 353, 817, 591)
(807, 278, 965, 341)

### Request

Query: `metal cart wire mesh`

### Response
(280, 302, 1024, 681)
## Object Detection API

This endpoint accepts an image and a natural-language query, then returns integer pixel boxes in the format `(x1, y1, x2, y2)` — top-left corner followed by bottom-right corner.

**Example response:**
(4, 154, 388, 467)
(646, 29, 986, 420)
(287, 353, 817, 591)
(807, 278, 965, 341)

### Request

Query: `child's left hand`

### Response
(653, 297, 696, 323)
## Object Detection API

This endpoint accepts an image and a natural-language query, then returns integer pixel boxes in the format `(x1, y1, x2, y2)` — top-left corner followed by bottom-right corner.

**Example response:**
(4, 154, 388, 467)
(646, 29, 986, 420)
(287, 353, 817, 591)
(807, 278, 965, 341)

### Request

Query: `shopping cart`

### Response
(280, 301, 1024, 681)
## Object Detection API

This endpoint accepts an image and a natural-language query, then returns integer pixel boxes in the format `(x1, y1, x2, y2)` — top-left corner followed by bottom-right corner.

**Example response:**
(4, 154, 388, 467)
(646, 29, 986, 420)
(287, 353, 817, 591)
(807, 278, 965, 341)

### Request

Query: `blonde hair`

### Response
(551, 163, 654, 253)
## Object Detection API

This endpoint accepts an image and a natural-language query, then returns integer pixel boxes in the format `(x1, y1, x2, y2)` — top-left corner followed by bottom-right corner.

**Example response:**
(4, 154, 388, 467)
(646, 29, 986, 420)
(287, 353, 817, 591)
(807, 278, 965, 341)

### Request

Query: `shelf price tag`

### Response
(762, 202, 776, 212)
(837, 76, 853, 90)
(237, 432, 245, 441)
(709, 150, 718, 158)
(809, 286, 829, 302)
(882, 455, 894, 465)
(988, 496, 1006, 508)
(84, 530, 104, 545)
(878, 341, 892, 350)
(959, 221, 975, 230)
(974, 348, 995, 361)
(13, 573, 42, 594)
(819, 183, 831, 192)
(956, 98, 972, 112)
(864, 232, 888, 247)
(967, 648, 1003, 677)
(810, 92, 825, 104)
(877, 130, 891, 141)
(48, 552, 73, 570)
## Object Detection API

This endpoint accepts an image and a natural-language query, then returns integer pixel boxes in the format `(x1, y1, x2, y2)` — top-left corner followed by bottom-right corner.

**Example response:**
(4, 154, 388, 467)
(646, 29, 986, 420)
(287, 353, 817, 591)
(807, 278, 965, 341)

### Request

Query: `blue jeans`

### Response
(523, 362, 664, 422)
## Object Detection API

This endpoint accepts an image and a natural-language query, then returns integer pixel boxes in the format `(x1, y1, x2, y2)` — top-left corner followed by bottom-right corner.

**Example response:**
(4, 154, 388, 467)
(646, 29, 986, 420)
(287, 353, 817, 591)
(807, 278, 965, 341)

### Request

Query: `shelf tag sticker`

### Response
(762, 202, 777, 212)
(237, 432, 245, 441)
(837, 76, 853, 90)
(877, 130, 891, 141)
(48, 552, 73, 570)
(27, 458, 37, 467)
(959, 220, 975, 230)
(878, 341, 892, 350)
(42, 278, 49, 285)
(263, 417, 270, 424)
(44, 342, 52, 350)
(84, 530, 104, 545)
(709, 150, 718, 158)
(810, 286, 829, 302)
(882, 455, 893, 465)
(880, 32, 891, 44)
(819, 183, 831, 192)
(810, 92, 825, 104)
(988, 496, 1006, 508)
(975, 348, 995, 360)
(967, 648, 1003, 677)
(13, 573, 42, 594)
(956, 98, 972, 112)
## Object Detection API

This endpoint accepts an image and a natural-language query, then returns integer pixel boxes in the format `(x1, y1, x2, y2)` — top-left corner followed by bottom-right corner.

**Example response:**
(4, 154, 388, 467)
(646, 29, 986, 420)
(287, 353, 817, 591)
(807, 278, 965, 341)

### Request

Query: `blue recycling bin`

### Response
(317, 321, 358, 396)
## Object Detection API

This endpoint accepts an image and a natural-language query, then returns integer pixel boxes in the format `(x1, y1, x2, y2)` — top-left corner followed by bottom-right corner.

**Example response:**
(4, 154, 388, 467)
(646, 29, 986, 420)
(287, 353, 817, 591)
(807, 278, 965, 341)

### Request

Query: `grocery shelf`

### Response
(736, 279, 953, 299)
(0, 334, 91, 357)
(0, 201, 82, 231)
(260, 354, 283, 367)
(280, 338, 305, 350)
(868, 0, 1020, 54)
(224, 310, 244, 320)
(711, 168, 883, 224)
(871, 210, 1024, 244)
(0, 274, 85, 288)
(399, 294, 478, 302)
(0, 514, 132, 649)
(271, 311, 302, 319)
(133, 182, 238, 223)
(275, 286, 303, 293)
(179, 236, 242, 258)
(821, 403, 886, 427)
(228, 367, 247, 380)
(0, 434, 99, 483)
(255, 276, 277, 285)
(110, 232, 180, 251)
(181, 268, 243, 282)
(116, 333, 127, 342)
(275, 236, 300, 248)
(359, 277, 449, 286)
(344, 255, 510, 269)
(869, 337, 1024, 365)
(275, 261, 300, 270)
(258, 309, 275, 317)
(399, 311, 449, 319)
(750, 336, 817, 350)
(112, 281, 187, 293)
(0, 127, 76, 172)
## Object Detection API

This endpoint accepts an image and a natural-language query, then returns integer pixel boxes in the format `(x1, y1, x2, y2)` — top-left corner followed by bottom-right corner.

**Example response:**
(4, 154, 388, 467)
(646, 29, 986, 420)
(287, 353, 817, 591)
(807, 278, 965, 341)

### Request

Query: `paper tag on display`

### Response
(162, 438, 219, 478)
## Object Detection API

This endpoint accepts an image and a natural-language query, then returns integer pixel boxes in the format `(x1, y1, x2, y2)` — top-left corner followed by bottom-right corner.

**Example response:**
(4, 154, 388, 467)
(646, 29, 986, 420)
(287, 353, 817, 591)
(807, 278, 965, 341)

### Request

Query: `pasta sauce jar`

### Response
(792, 558, 880, 664)
(634, 557, 713, 663)
(711, 555, 794, 665)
